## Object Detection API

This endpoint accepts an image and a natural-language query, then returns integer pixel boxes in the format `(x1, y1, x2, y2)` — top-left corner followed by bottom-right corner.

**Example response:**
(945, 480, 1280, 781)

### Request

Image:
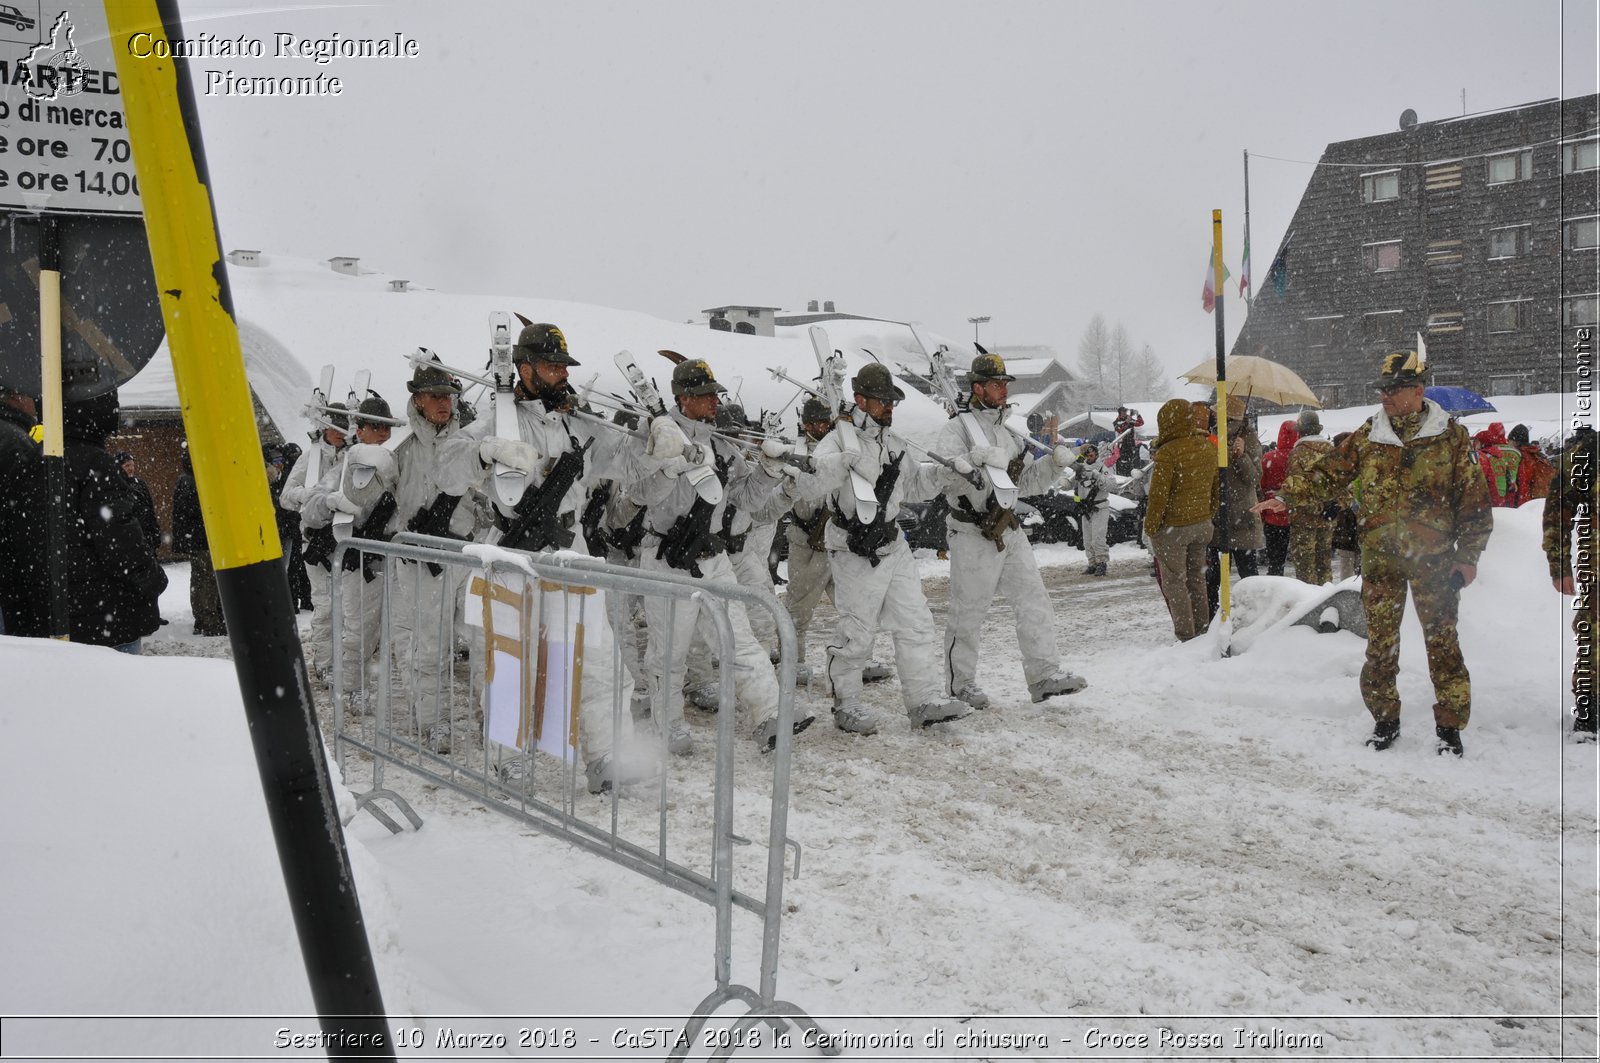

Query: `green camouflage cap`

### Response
(1371, 349, 1429, 390)
(671, 358, 723, 397)
(354, 395, 393, 424)
(969, 352, 1016, 383)
(851, 363, 905, 402)
(513, 323, 580, 366)
(800, 396, 833, 423)
(407, 352, 461, 395)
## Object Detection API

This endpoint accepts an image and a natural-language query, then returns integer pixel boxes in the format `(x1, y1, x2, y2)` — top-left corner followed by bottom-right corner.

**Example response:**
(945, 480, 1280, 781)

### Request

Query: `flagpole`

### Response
(1212, 210, 1232, 628)
(1242, 150, 1253, 309)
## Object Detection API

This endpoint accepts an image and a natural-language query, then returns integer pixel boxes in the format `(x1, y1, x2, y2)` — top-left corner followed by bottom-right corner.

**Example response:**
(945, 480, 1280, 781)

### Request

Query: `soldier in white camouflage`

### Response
(1542, 426, 1597, 741)
(1256, 350, 1492, 756)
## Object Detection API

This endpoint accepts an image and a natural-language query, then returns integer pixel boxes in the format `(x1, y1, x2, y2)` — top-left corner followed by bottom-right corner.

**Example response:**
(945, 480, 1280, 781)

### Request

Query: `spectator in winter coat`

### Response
(1144, 398, 1220, 641)
(1285, 410, 1336, 585)
(1473, 422, 1521, 507)
(1509, 424, 1556, 505)
(57, 392, 167, 651)
(0, 379, 41, 635)
(1112, 406, 1145, 475)
(172, 445, 227, 637)
(1206, 395, 1264, 617)
(113, 451, 161, 552)
(1258, 420, 1298, 576)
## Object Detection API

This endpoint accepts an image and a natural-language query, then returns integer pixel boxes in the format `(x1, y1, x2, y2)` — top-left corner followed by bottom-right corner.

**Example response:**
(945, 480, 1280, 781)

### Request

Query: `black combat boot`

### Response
(1364, 718, 1400, 751)
(1435, 726, 1463, 757)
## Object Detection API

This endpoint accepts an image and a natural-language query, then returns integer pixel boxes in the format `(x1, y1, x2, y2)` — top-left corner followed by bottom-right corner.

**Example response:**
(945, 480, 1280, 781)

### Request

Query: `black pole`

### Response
(108, 2, 392, 1053)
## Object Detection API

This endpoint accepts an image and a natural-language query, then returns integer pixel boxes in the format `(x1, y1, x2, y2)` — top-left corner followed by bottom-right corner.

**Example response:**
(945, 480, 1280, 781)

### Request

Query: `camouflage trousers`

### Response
(1360, 551, 1470, 729)
(1289, 522, 1334, 586)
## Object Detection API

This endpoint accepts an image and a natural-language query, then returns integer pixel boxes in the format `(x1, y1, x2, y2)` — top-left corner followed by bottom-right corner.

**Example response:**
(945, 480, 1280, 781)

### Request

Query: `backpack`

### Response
(1477, 444, 1522, 507)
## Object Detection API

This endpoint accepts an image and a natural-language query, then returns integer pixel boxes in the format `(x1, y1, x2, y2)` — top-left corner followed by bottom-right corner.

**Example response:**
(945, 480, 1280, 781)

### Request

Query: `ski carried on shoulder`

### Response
(907, 320, 1017, 508)
(614, 349, 722, 504)
(808, 325, 879, 523)
(331, 369, 371, 540)
(302, 363, 337, 488)
(486, 311, 528, 512)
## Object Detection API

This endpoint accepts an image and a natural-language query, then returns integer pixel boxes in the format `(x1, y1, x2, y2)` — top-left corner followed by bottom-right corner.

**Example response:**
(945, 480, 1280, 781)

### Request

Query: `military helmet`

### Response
(799, 396, 833, 423)
(671, 358, 722, 397)
(851, 363, 905, 402)
(513, 323, 579, 366)
(325, 400, 349, 430)
(969, 352, 1016, 383)
(407, 350, 461, 395)
(1371, 348, 1429, 390)
(354, 395, 393, 425)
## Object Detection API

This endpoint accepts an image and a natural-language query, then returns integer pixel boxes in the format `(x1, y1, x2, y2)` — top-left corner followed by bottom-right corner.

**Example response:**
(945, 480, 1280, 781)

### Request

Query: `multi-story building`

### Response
(1233, 94, 1598, 406)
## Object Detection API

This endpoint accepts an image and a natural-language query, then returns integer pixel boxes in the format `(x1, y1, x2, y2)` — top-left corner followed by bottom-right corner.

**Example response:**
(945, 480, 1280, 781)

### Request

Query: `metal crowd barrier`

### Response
(329, 532, 836, 1060)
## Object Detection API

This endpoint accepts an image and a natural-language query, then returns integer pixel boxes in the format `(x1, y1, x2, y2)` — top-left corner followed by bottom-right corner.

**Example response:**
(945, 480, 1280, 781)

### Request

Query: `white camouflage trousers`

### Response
(826, 540, 942, 710)
(639, 551, 778, 731)
(783, 535, 833, 667)
(389, 559, 466, 732)
(304, 562, 335, 674)
(1081, 506, 1111, 566)
(943, 522, 1063, 693)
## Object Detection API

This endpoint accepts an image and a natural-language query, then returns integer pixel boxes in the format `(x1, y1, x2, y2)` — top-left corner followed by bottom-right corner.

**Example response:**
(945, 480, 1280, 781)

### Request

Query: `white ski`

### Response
(331, 369, 371, 539)
(487, 311, 528, 511)
(303, 363, 335, 488)
(614, 350, 722, 505)
(808, 326, 878, 523)
(906, 320, 1017, 509)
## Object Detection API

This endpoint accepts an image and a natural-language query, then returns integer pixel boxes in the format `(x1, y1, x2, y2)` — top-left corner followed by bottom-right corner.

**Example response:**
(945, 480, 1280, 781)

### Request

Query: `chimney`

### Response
(807, 300, 819, 312)
(823, 300, 835, 313)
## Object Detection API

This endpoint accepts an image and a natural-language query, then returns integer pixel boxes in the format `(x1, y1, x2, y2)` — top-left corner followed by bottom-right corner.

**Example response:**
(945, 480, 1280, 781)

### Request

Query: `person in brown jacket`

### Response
(1144, 398, 1220, 641)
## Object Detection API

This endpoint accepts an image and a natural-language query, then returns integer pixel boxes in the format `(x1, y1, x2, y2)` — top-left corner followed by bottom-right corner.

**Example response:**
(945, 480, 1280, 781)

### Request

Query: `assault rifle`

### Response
(497, 438, 594, 552)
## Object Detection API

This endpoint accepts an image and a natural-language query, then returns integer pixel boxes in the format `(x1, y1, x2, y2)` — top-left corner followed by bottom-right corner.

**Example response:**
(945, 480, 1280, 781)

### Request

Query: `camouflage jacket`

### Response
(1280, 399, 1491, 565)
(1542, 430, 1596, 580)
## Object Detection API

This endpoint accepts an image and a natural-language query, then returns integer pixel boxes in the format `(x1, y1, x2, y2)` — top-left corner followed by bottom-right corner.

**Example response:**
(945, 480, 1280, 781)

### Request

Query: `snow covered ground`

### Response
(3, 501, 1595, 1060)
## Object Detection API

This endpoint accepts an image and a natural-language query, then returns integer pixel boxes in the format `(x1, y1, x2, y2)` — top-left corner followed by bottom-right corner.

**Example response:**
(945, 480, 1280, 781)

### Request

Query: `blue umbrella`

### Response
(1424, 385, 1496, 414)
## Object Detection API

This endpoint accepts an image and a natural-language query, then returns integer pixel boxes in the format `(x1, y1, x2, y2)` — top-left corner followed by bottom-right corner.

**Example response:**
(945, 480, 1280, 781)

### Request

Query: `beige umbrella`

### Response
(1179, 354, 1321, 408)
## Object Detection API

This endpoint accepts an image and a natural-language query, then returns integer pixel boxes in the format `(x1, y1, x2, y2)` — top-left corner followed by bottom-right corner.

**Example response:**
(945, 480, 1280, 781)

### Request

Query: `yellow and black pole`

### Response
(106, 2, 392, 1053)
(1212, 209, 1232, 623)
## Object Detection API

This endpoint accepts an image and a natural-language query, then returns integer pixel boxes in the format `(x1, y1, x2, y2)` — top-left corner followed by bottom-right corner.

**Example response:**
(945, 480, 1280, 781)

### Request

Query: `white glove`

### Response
(345, 443, 398, 487)
(1052, 445, 1075, 468)
(326, 492, 362, 516)
(968, 444, 1008, 468)
(758, 442, 789, 475)
(951, 455, 976, 476)
(479, 437, 541, 475)
(646, 415, 688, 460)
(657, 455, 692, 479)
(682, 442, 708, 467)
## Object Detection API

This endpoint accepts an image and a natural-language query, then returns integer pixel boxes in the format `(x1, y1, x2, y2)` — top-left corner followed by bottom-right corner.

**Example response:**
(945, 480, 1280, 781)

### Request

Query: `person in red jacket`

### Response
(1259, 419, 1298, 575)
(1509, 423, 1555, 504)
(1473, 422, 1521, 507)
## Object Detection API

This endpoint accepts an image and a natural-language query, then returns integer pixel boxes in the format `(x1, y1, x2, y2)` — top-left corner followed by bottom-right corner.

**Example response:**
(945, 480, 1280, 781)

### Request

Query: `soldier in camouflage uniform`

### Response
(1256, 350, 1492, 755)
(1542, 425, 1597, 740)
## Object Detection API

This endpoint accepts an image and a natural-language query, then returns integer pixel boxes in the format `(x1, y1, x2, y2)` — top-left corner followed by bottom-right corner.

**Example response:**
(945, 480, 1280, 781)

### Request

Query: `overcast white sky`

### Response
(180, 0, 1597, 385)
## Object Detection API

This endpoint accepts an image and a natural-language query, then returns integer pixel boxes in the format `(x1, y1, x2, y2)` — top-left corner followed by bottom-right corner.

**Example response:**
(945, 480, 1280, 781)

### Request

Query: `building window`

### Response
(1565, 294, 1599, 327)
(1488, 373, 1528, 396)
(1361, 170, 1399, 203)
(1425, 240, 1463, 267)
(1567, 216, 1600, 250)
(1362, 240, 1402, 272)
(1426, 312, 1464, 334)
(1425, 162, 1462, 193)
(1564, 138, 1599, 174)
(1362, 310, 1406, 343)
(1486, 299, 1532, 333)
(1486, 149, 1534, 184)
(1304, 316, 1340, 347)
(1487, 225, 1531, 260)
(1317, 384, 1345, 409)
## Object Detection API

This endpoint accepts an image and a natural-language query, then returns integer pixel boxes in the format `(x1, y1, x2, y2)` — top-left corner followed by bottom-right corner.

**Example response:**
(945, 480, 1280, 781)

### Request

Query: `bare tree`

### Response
(1076, 314, 1112, 405)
